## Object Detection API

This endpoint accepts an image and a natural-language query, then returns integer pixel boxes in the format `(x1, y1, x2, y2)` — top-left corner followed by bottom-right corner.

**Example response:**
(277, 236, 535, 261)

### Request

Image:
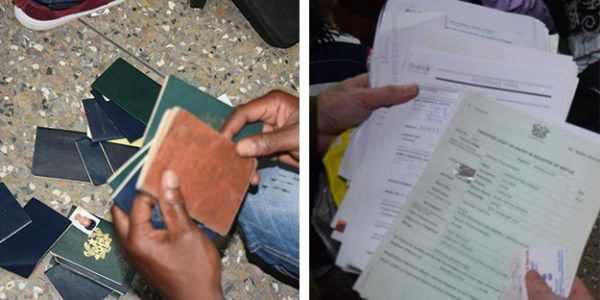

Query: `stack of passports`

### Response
(31, 58, 157, 185)
(45, 264, 113, 300)
(0, 185, 132, 297)
(110, 75, 263, 234)
(138, 108, 257, 235)
(49, 206, 134, 296)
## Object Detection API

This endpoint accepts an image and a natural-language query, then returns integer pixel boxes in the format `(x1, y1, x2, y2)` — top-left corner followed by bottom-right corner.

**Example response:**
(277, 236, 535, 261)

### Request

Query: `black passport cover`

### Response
(0, 183, 31, 244)
(45, 264, 112, 300)
(75, 138, 113, 186)
(53, 256, 131, 295)
(91, 89, 146, 142)
(0, 198, 70, 278)
(31, 127, 90, 183)
(91, 58, 161, 124)
(82, 99, 124, 142)
(100, 142, 140, 172)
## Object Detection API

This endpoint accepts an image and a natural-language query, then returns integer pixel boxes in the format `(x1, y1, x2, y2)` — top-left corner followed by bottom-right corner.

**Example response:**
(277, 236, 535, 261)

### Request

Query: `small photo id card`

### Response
(521, 248, 567, 299)
(68, 207, 101, 236)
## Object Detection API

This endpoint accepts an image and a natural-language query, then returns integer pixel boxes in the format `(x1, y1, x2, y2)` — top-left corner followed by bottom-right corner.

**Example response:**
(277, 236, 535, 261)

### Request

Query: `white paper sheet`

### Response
(354, 94, 600, 299)
(336, 43, 579, 271)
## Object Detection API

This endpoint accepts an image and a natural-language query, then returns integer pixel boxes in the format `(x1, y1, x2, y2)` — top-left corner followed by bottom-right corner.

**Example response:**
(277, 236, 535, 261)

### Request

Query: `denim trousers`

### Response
(152, 164, 300, 279)
(236, 165, 300, 280)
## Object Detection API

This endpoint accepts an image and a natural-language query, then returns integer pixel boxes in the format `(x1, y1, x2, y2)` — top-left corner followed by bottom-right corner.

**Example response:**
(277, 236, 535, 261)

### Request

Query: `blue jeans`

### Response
(237, 165, 299, 280)
(151, 165, 299, 279)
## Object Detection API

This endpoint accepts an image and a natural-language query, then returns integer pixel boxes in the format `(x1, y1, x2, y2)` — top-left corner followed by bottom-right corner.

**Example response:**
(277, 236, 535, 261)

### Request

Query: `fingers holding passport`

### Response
(221, 90, 300, 184)
(111, 170, 222, 299)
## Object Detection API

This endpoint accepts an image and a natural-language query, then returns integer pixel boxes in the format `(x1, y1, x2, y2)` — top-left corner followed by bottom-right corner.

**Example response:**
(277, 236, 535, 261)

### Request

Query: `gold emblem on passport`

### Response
(83, 228, 112, 260)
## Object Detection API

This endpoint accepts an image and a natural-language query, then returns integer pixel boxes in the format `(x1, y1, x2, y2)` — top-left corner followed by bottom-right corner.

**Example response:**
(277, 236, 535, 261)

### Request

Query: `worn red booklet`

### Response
(137, 107, 256, 235)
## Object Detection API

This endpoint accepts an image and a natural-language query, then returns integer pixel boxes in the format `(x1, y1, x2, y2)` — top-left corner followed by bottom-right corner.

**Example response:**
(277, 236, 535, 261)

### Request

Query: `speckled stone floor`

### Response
(0, 0, 298, 299)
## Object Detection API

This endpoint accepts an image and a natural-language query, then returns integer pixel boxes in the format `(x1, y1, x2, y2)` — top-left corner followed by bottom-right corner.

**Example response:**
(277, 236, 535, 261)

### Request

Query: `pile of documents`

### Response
(331, 0, 600, 299)
(31, 58, 159, 186)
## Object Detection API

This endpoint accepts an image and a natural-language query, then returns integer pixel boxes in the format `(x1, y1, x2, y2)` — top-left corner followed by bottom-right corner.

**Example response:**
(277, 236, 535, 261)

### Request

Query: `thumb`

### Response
(235, 124, 299, 158)
(159, 169, 195, 237)
(525, 270, 562, 300)
(355, 83, 419, 110)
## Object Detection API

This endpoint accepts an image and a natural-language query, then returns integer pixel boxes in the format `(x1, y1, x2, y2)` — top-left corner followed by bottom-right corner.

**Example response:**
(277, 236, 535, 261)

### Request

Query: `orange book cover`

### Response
(138, 107, 256, 235)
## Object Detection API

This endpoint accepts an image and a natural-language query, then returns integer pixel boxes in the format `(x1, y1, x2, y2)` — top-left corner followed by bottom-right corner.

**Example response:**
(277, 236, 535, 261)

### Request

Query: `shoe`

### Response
(13, 0, 125, 31)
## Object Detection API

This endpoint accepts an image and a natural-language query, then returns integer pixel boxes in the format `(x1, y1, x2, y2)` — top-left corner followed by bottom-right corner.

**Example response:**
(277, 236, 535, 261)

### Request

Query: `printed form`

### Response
(333, 13, 577, 246)
(335, 43, 578, 271)
(340, 12, 574, 183)
(354, 94, 600, 299)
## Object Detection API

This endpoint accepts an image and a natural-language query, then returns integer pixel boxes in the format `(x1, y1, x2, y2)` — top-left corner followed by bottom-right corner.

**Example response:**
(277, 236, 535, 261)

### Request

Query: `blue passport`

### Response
(91, 89, 146, 142)
(112, 169, 215, 238)
(0, 183, 31, 244)
(113, 168, 166, 229)
(31, 127, 90, 183)
(0, 198, 70, 278)
(82, 99, 124, 142)
(45, 264, 112, 300)
(100, 142, 139, 172)
(75, 138, 113, 186)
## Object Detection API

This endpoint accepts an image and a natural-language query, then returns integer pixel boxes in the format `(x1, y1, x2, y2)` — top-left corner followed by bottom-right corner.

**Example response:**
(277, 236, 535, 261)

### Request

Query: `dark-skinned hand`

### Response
(221, 90, 299, 185)
(112, 170, 222, 300)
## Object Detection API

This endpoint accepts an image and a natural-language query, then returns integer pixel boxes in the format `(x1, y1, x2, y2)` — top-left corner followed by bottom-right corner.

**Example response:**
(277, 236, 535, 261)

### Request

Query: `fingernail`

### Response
(163, 169, 180, 189)
(164, 188, 177, 202)
(237, 139, 256, 156)
(405, 83, 418, 94)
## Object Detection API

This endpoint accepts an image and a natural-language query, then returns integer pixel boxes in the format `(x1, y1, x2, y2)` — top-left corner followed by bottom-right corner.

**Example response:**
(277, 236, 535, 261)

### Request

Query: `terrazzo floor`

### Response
(0, 0, 298, 299)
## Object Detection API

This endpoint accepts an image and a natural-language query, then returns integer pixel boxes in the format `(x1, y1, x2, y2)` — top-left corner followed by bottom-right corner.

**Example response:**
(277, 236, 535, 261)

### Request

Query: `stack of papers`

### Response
(353, 93, 600, 299)
(330, 0, 594, 297)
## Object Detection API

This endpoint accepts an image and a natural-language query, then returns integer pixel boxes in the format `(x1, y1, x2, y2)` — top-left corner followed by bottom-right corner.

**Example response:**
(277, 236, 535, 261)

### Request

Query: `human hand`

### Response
(112, 170, 222, 300)
(525, 270, 594, 300)
(317, 73, 418, 154)
(221, 90, 299, 184)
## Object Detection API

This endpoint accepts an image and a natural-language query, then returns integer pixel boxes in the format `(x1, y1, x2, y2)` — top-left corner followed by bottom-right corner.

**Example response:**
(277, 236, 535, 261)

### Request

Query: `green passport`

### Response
(91, 58, 161, 124)
(144, 75, 263, 145)
(108, 75, 263, 191)
(50, 207, 133, 294)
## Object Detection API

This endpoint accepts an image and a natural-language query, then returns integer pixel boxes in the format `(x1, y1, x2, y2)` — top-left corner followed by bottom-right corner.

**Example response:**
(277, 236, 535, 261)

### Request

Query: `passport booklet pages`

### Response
(354, 93, 600, 299)
(137, 107, 256, 235)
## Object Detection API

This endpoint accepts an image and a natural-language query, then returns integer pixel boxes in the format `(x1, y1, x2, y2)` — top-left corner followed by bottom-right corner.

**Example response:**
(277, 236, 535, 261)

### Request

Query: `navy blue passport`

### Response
(91, 89, 146, 142)
(0, 198, 70, 278)
(113, 168, 166, 229)
(45, 264, 112, 300)
(100, 142, 140, 172)
(82, 99, 124, 142)
(75, 138, 113, 186)
(0, 183, 31, 244)
(32, 127, 91, 183)
(112, 169, 213, 237)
